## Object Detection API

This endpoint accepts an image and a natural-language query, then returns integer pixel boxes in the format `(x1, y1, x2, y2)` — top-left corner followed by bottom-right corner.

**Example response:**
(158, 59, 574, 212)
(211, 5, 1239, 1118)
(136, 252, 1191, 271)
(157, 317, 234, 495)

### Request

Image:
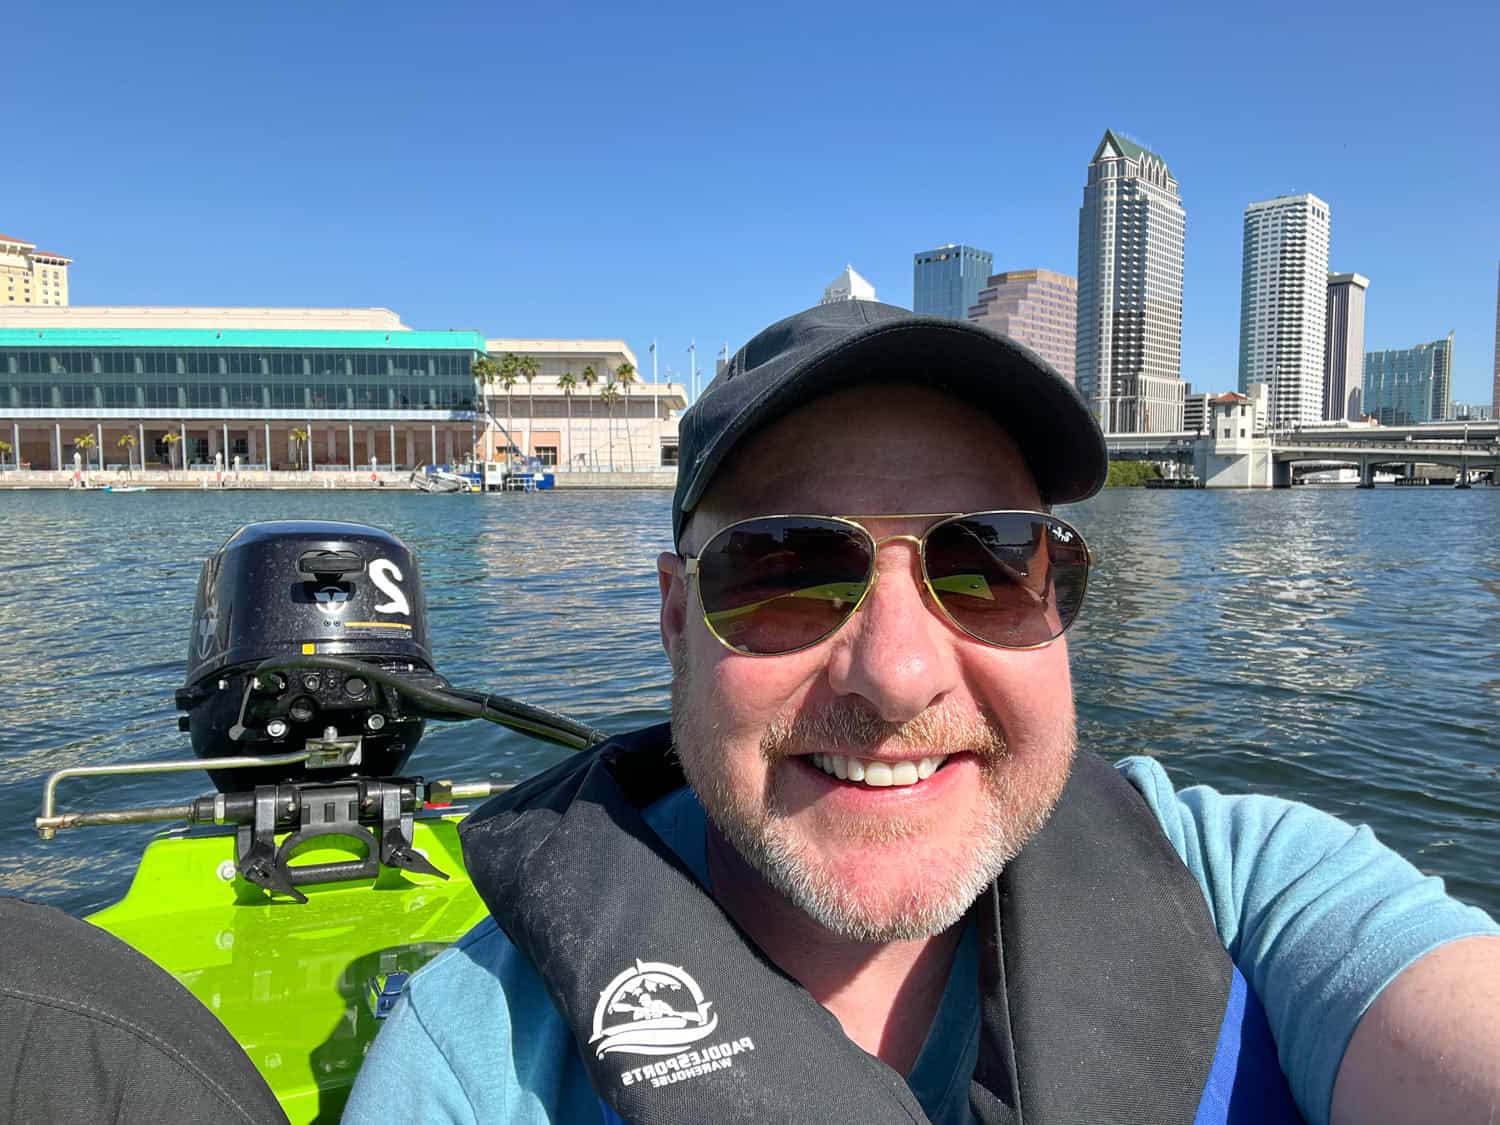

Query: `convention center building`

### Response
(0, 307, 487, 471)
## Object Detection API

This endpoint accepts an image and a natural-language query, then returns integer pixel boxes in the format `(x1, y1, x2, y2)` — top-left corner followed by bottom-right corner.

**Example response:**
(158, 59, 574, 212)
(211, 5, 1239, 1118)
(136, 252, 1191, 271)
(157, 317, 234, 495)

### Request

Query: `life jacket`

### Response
(460, 724, 1302, 1124)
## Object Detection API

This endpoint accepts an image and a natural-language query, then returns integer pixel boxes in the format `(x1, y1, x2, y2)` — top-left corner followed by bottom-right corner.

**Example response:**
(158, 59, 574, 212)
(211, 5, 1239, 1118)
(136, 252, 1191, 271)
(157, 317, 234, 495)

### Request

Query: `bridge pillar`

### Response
(1357, 460, 1375, 489)
(1272, 459, 1292, 489)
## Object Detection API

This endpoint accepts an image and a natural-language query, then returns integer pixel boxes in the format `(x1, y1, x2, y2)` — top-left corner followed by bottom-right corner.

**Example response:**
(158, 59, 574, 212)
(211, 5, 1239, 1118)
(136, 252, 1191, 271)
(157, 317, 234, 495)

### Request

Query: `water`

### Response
(1, 486, 1496, 919)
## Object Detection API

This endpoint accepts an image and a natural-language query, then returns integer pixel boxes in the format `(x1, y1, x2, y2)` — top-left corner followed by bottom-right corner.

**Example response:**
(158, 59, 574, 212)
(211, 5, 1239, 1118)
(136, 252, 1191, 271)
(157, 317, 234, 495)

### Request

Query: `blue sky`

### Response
(8, 0, 1498, 402)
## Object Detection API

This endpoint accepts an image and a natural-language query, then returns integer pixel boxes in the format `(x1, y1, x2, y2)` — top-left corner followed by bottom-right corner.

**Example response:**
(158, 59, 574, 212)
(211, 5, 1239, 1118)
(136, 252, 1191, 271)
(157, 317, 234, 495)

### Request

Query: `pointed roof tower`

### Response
(820, 265, 877, 305)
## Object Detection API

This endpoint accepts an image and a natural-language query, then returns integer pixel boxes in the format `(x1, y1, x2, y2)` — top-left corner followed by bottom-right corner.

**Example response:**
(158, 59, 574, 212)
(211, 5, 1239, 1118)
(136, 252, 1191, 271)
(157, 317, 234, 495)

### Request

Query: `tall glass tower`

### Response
(912, 245, 993, 320)
(1363, 334, 1454, 424)
(1075, 130, 1186, 433)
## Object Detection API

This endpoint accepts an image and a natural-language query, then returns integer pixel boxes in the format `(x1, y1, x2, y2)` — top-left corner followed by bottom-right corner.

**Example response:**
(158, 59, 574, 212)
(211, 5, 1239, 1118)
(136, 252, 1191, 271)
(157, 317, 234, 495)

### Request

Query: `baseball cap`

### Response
(672, 300, 1108, 546)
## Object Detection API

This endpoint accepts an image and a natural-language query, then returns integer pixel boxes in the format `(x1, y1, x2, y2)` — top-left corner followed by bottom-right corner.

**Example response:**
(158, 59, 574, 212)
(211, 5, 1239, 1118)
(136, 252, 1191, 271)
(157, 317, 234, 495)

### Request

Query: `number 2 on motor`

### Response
(370, 559, 410, 615)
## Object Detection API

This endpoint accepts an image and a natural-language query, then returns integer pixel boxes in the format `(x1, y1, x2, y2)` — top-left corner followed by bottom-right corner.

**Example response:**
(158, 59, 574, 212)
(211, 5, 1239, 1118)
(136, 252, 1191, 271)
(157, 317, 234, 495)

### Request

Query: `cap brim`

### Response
(675, 317, 1106, 542)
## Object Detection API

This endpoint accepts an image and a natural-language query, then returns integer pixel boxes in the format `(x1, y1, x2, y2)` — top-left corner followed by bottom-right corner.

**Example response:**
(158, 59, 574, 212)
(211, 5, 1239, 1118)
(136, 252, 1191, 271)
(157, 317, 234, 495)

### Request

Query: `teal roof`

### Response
(0, 327, 487, 351)
(1099, 129, 1171, 176)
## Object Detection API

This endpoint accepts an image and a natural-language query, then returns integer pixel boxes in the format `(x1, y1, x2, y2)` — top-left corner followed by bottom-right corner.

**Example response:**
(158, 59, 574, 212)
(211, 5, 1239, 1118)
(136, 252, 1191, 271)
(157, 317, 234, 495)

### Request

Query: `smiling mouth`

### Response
(805, 753, 953, 789)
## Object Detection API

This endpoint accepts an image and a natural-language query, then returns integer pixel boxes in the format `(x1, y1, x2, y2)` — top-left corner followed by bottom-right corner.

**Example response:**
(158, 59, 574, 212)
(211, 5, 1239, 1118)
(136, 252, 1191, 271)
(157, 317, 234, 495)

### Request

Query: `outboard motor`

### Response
(176, 520, 445, 793)
(39, 519, 604, 905)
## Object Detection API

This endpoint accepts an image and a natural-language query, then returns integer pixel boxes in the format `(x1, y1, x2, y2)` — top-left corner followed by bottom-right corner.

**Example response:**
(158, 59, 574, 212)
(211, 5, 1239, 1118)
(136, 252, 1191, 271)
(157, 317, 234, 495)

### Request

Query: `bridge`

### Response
(1104, 421, 1500, 487)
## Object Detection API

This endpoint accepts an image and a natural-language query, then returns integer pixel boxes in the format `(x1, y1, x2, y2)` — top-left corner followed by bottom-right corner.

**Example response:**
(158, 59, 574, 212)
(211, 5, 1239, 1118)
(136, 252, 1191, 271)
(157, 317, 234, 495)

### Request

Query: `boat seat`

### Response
(0, 895, 288, 1125)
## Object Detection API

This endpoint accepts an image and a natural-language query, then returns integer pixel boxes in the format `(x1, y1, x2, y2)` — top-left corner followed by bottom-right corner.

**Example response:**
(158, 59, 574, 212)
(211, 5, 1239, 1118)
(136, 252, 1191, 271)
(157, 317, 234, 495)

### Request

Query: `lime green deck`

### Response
(88, 818, 488, 1124)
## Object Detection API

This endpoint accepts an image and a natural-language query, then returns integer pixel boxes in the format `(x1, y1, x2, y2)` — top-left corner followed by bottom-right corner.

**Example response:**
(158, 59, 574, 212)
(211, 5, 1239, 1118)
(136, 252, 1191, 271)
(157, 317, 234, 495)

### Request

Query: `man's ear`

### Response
(657, 552, 687, 660)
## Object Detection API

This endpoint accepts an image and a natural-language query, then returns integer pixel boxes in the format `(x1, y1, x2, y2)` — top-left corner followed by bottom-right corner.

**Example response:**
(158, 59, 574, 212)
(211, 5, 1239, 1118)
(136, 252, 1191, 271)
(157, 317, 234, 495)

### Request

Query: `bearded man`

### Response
(345, 301, 1499, 1125)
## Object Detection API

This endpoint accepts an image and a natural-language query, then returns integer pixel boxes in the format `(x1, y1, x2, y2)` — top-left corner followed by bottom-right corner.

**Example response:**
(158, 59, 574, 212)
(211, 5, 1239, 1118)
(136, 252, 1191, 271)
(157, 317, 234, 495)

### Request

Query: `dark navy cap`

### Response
(672, 300, 1108, 546)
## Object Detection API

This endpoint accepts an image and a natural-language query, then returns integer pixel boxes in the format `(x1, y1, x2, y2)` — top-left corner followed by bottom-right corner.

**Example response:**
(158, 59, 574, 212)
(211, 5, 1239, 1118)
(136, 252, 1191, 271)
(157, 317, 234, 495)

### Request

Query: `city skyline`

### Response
(5, 1, 1496, 406)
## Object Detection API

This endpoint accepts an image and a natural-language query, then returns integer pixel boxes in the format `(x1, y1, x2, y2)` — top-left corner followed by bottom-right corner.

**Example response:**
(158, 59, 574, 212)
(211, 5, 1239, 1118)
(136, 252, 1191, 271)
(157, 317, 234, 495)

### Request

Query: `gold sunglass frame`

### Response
(680, 509, 1092, 657)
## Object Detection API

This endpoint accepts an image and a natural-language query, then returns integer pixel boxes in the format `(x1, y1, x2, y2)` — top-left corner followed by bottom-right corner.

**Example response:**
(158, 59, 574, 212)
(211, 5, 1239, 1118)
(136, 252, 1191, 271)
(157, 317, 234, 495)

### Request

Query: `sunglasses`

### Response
(681, 510, 1091, 657)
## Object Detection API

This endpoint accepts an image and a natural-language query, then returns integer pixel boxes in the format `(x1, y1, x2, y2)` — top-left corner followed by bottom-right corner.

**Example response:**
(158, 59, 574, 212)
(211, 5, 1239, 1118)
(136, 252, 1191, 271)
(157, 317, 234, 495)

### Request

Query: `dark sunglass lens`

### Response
(696, 518, 873, 654)
(924, 514, 1088, 647)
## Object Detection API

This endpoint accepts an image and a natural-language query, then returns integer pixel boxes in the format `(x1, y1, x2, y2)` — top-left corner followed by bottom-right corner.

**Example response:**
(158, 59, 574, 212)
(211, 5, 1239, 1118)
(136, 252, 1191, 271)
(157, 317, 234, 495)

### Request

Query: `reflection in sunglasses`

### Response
(706, 581, 868, 625)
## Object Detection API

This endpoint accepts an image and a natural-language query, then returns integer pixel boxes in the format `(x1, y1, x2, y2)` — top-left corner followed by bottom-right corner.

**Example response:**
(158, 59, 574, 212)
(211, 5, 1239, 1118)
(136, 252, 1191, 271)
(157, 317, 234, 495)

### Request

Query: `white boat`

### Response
(408, 465, 468, 493)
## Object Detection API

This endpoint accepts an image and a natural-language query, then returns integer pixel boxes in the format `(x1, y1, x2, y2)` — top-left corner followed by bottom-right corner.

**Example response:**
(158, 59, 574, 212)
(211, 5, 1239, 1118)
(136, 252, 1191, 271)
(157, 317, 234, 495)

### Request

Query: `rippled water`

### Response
(1, 486, 1496, 918)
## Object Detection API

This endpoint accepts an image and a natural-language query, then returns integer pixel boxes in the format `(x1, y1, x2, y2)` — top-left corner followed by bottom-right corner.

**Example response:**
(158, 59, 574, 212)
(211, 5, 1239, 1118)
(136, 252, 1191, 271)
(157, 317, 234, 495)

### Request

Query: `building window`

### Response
(533, 445, 558, 466)
(660, 443, 679, 466)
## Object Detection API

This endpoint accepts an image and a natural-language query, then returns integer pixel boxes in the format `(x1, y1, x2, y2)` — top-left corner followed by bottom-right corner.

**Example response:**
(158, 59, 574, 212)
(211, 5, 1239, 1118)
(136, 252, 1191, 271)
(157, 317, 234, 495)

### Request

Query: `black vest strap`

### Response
(461, 727, 1234, 1125)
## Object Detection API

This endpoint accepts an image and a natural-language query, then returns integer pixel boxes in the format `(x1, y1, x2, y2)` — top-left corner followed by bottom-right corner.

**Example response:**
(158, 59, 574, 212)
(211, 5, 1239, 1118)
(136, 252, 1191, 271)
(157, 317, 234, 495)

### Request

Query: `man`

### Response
(346, 301, 1499, 1124)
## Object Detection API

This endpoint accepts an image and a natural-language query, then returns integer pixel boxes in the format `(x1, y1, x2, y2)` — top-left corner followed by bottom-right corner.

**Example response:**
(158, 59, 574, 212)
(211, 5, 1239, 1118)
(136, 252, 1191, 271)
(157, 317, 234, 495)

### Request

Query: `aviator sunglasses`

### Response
(681, 510, 1092, 656)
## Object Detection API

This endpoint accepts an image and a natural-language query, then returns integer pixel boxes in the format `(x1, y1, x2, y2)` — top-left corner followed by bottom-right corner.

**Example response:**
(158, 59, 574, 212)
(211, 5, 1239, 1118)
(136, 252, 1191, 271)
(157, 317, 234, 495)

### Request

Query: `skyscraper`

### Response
(966, 269, 1077, 383)
(1075, 130, 1186, 433)
(1238, 194, 1331, 429)
(1492, 261, 1498, 413)
(820, 266, 876, 305)
(1323, 272, 1369, 421)
(913, 245, 993, 320)
(1363, 333, 1454, 424)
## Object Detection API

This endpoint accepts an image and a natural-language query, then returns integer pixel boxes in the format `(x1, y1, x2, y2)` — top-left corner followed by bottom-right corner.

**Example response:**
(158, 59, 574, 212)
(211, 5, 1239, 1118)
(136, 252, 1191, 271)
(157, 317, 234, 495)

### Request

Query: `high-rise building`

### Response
(1492, 261, 1499, 416)
(966, 269, 1077, 383)
(1237, 194, 1331, 430)
(820, 266, 876, 305)
(913, 245, 993, 320)
(1, 233, 72, 306)
(1323, 272, 1369, 421)
(1075, 129, 1186, 433)
(1362, 333, 1454, 425)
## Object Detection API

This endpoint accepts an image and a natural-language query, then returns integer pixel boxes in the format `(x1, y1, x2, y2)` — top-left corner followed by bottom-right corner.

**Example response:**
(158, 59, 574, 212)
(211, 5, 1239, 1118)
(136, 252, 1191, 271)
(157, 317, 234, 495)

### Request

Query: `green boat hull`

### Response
(87, 817, 488, 1123)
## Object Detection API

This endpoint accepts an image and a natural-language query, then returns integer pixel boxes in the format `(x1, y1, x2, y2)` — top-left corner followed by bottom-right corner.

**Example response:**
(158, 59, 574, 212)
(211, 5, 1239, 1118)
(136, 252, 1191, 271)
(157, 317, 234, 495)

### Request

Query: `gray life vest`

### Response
(460, 724, 1301, 1124)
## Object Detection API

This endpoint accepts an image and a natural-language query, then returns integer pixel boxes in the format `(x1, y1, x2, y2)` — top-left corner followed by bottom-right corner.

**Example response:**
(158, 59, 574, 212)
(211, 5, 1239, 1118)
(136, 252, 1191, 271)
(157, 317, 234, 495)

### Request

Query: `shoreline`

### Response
(0, 468, 679, 491)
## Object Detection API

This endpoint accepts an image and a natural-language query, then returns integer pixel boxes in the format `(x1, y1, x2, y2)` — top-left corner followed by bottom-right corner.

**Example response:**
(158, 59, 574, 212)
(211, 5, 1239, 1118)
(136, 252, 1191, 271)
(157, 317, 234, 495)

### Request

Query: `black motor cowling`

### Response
(176, 521, 442, 792)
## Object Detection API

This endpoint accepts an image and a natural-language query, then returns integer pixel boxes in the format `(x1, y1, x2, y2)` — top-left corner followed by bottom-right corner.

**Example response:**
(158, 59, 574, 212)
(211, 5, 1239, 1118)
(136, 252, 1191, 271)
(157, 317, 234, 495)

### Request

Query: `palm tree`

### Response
(0, 438, 12, 468)
(600, 383, 620, 471)
(558, 370, 577, 469)
(73, 432, 96, 462)
(162, 431, 182, 470)
(498, 353, 520, 461)
(470, 355, 499, 459)
(290, 427, 310, 470)
(518, 354, 539, 460)
(116, 432, 138, 476)
(615, 361, 638, 470)
(581, 365, 599, 470)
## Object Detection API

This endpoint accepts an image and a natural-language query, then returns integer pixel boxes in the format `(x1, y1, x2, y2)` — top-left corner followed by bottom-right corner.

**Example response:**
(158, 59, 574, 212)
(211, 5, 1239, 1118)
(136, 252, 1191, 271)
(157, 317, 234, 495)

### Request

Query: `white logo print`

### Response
(590, 960, 718, 1058)
(313, 586, 350, 615)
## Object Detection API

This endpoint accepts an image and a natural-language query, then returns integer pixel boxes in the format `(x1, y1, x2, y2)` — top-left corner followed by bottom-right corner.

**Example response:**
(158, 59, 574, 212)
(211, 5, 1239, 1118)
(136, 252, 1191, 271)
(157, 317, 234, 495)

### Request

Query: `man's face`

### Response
(658, 386, 1077, 943)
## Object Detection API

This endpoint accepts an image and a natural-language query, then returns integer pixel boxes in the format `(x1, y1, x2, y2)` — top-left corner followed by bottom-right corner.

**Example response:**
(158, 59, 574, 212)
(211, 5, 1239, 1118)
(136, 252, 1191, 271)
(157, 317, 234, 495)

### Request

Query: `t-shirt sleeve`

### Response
(1117, 755, 1500, 1125)
(342, 985, 479, 1125)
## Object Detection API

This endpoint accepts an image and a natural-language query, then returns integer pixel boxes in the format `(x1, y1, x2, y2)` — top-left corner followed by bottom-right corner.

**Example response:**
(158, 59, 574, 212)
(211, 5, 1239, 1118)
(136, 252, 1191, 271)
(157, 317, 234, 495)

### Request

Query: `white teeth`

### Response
(807, 753, 949, 788)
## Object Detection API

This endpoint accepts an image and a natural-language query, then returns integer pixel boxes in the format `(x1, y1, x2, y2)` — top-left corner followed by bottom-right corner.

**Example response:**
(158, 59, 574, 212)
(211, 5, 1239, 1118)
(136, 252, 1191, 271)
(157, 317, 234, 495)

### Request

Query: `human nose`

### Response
(822, 539, 960, 722)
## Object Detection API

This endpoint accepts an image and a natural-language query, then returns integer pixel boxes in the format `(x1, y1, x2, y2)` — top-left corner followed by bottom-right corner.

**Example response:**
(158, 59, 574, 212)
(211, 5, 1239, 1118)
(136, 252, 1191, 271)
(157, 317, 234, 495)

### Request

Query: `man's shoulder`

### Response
(405, 915, 547, 1016)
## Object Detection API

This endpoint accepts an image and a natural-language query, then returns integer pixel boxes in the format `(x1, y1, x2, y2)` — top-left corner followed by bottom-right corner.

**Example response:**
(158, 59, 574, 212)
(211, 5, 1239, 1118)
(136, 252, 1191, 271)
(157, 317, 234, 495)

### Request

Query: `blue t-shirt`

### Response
(343, 757, 1498, 1125)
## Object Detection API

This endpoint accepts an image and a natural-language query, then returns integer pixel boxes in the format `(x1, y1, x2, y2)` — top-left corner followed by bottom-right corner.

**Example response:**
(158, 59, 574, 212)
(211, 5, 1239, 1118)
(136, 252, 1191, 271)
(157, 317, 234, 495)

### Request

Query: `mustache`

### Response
(760, 702, 1007, 761)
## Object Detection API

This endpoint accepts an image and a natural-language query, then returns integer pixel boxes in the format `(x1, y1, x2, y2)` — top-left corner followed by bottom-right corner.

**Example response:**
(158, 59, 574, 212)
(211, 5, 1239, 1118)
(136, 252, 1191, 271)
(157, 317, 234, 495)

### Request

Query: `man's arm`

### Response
(1331, 935, 1500, 1125)
(1118, 756, 1499, 1124)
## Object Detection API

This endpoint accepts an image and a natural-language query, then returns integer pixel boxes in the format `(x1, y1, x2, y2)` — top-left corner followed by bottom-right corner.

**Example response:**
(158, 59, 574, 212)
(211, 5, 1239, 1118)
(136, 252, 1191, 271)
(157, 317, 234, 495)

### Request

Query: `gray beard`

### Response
(668, 654, 1073, 943)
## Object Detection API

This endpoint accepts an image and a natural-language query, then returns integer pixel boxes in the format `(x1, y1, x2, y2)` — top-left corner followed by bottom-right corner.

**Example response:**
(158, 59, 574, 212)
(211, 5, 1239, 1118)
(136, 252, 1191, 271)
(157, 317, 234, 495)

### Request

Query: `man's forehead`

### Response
(689, 385, 1043, 534)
